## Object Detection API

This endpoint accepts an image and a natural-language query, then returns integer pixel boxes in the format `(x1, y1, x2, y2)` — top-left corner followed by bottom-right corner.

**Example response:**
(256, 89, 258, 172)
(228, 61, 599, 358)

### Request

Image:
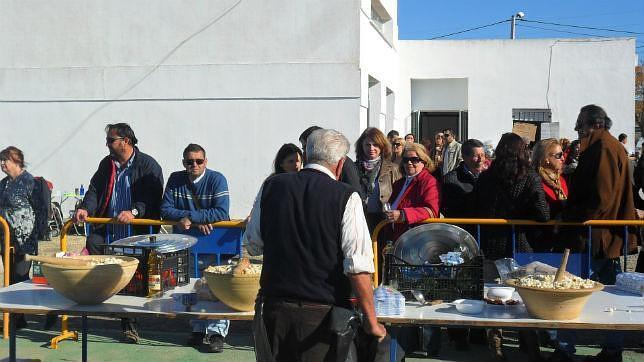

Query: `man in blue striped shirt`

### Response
(161, 143, 230, 353)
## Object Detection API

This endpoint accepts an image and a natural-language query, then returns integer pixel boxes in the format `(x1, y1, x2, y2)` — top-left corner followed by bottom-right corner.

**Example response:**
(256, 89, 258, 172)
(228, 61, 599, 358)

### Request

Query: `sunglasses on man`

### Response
(183, 159, 205, 166)
(393, 143, 402, 147)
(402, 156, 422, 164)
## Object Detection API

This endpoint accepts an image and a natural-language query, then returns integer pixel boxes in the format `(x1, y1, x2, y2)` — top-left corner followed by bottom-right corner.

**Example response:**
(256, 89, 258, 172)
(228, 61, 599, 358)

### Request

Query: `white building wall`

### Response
(0, 0, 362, 217)
(359, 0, 404, 136)
(399, 38, 636, 147)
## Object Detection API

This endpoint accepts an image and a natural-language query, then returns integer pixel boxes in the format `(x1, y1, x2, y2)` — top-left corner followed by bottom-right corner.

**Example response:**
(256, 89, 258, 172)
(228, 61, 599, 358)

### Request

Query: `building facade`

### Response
(0, 0, 636, 217)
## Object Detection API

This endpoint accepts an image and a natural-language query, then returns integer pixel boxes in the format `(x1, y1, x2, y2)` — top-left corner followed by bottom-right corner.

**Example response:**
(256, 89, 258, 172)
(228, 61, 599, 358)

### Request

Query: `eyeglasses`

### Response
(106, 137, 124, 144)
(402, 157, 422, 165)
(551, 152, 564, 159)
(183, 159, 205, 166)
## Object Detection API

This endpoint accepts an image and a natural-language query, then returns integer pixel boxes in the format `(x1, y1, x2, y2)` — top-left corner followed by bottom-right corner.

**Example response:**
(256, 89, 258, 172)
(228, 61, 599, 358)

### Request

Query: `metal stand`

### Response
(50, 315, 78, 349)
(82, 315, 88, 362)
(9, 313, 16, 362)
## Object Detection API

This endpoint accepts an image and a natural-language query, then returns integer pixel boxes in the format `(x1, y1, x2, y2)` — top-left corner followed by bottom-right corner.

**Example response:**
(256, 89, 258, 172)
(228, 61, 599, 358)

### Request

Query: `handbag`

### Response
(328, 305, 361, 362)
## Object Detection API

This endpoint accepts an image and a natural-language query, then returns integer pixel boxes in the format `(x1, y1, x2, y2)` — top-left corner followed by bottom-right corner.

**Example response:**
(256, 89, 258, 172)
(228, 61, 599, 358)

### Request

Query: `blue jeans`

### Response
(553, 258, 623, 356)
(190, 319, 230, 338)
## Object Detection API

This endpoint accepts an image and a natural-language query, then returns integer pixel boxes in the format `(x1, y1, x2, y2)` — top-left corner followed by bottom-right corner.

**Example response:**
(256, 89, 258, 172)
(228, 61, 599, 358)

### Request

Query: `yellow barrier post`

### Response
(50, 217, 246, 349)
(1, 216, 10, 340)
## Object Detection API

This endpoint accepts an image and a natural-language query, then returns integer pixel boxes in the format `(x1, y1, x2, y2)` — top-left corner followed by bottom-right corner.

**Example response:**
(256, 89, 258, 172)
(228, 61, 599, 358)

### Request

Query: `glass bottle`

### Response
(147, 248, 162, 297)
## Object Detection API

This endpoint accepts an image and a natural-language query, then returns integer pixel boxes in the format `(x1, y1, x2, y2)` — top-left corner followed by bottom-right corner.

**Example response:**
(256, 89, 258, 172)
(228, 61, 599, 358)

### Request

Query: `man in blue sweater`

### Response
(160, 143, 230, 353)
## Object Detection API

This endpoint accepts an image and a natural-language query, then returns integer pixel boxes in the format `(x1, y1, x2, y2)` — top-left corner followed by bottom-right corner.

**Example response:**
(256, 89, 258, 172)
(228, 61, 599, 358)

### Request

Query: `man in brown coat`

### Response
(562, 104, 637, 362)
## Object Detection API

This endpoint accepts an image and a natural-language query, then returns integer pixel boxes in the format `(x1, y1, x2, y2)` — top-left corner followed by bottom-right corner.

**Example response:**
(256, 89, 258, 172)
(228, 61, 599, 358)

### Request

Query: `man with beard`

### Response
(73, 123, 164, 343)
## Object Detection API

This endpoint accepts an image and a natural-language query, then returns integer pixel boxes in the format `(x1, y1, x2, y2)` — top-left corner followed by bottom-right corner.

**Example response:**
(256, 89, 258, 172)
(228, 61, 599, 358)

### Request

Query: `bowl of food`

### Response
(203, 258, 261, 312)
(505, 274, 603, 320)
(487, 286, 515, 302)
(40, 255, 139, 305)
(453, 299, 485, 314)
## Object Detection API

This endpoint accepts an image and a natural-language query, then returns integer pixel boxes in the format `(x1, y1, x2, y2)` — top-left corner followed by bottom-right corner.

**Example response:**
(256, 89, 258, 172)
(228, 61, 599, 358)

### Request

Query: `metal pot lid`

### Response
(110, 233, 197, 253)
(392, 223, 479, 265)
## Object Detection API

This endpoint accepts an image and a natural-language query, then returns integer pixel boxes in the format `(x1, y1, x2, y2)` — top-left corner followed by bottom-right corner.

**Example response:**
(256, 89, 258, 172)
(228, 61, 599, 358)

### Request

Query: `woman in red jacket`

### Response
(385, 142, 440, 240)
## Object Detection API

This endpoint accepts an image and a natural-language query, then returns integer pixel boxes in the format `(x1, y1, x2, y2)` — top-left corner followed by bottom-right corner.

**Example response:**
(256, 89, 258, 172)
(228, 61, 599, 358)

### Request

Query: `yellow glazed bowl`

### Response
(41, 255, 139, 305)
(203, 271, 260, 312)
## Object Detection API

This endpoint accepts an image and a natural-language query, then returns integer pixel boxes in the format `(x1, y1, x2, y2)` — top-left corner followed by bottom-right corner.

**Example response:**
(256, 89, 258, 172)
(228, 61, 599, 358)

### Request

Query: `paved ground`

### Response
(0, 235, 642, 361)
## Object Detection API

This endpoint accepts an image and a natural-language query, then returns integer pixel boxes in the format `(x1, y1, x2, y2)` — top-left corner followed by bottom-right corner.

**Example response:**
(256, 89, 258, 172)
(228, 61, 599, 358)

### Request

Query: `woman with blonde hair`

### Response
(531, 138, 568, 251)
(385, 142, 439, 240)
(390, 136, 405, 165)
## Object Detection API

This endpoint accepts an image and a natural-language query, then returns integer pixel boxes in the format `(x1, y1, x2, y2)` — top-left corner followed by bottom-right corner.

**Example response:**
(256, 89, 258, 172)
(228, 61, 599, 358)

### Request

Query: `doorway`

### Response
(417, 111, 468, 144)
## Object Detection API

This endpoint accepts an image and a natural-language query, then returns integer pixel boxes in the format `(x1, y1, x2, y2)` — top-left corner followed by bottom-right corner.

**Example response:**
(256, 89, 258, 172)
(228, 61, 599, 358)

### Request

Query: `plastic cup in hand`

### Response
(382, 202, 391, 213)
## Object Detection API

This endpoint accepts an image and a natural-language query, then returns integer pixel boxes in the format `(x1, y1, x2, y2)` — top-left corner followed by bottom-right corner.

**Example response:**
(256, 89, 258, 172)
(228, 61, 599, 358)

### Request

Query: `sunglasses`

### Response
(551, 152, 564, 159)
(402, 156, 422, 165)
(106, 137, 124, 144)
(183, 159, 205, 166)
(393, 143, 402, 147)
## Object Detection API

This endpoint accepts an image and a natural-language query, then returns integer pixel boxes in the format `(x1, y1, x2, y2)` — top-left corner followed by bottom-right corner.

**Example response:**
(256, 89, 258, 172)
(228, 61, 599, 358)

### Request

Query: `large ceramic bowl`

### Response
(392, 223, 479, 265)
(41, 255, 139, 305)
(505, 279, 604, 320)
(203, 271, 260, 312)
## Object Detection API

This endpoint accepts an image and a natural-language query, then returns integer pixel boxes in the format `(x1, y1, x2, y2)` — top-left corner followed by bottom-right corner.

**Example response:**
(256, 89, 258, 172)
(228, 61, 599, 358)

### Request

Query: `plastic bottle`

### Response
(79, 184, 85, 196)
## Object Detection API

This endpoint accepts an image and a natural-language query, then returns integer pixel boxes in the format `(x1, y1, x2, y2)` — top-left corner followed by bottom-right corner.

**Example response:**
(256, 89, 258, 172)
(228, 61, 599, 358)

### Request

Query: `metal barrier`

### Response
(1, 216, 10, 340)
(371, 218, 644, 287)
(51, 217, 246, 349)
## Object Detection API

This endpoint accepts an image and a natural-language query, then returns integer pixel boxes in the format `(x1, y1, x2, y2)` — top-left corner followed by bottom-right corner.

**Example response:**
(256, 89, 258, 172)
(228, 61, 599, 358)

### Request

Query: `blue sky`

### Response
(398, 0, 643, 61)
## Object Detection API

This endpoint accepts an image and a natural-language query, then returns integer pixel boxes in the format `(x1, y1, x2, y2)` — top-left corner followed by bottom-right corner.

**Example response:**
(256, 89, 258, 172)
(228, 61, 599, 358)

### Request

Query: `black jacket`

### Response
(341, 157, 364, 199)
(441, 163, 479, 218)
(80, 148, 164, 220)
(476, 169, 549, 259)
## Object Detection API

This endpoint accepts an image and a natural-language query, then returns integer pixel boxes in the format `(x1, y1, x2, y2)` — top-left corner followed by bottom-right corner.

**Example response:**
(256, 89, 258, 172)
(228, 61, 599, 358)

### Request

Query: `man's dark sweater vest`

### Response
(259, 168, 355, 306)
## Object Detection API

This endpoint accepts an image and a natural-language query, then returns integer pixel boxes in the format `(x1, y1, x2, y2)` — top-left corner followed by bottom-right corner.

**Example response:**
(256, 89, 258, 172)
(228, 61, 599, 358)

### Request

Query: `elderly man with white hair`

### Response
(244, 129, 386, 361)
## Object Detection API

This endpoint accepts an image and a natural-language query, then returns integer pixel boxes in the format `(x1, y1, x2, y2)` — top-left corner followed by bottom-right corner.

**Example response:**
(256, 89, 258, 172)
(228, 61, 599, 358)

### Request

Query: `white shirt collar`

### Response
(304, 163, 337, 179)
(192, 170, 206, 184)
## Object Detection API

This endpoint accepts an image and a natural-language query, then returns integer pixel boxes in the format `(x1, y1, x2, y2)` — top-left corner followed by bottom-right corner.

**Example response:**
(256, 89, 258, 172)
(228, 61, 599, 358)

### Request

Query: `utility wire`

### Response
(428, 19, 510, 40)
(517, 23, 609, 38)
(521, 19, 644, 35)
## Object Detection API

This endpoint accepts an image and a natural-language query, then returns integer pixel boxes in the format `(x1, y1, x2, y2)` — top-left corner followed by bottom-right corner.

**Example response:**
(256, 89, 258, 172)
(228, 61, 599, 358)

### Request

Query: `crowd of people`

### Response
(0, 103, 642, 361)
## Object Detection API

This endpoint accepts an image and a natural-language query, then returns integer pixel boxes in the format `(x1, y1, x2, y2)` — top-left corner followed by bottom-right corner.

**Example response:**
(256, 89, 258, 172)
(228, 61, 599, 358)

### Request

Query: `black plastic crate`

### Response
(104, 244, 191, 297)
(385, 254, 484, 302)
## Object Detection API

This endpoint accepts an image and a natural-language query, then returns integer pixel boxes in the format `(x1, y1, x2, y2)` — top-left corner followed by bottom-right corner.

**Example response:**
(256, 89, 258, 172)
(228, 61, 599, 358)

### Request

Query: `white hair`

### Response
(306, 129, 349, 166)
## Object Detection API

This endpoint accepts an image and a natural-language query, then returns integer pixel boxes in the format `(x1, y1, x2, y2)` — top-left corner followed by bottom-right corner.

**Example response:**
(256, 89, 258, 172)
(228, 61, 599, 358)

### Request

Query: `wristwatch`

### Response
(131, 208, 139, 217)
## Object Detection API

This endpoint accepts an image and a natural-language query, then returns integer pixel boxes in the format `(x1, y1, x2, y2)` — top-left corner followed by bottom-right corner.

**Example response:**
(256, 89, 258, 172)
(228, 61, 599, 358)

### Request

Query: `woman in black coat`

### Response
(476, 133, 550, 261)
(475, 133, 549, 362)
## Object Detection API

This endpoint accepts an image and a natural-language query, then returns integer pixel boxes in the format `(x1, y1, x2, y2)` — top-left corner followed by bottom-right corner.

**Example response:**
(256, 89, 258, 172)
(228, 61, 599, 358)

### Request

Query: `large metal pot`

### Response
(392, 223, 479, 265)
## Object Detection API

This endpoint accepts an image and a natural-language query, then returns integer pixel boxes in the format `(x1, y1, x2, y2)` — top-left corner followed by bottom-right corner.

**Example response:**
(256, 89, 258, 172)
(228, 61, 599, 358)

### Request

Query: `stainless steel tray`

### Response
(110, 233, 198, 253)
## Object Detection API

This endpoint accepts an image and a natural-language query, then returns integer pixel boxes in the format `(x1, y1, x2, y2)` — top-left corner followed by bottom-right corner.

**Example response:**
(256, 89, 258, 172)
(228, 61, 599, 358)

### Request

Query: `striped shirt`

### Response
(107, 154, 135, 241)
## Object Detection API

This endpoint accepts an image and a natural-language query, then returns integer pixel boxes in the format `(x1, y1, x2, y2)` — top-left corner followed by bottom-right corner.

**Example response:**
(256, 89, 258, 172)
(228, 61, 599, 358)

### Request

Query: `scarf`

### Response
(359, 157, 382, 199)
(539, 166, 567, 201)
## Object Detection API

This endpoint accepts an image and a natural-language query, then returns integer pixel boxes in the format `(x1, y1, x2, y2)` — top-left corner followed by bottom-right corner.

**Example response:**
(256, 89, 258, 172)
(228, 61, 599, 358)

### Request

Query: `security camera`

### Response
(516, 11, 525, 18)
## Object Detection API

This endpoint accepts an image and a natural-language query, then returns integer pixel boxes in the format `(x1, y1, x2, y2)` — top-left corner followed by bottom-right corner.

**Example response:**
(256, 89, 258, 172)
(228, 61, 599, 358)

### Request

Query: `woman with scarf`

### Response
(531, 138, 568, 251)
(355, 127, 401, 232)
(0, 146, 38, 329)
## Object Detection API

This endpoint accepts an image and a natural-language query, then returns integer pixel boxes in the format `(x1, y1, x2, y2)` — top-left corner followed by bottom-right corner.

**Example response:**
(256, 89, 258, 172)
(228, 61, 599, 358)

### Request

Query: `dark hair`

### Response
(273, 143, 303, 174)
(183, 143, 206, 159)
(355, 127, 392, 161)
(461, 139, 484, 157)
(299, 126, 323, 144)
(105, 123, 138, 145)
(387, 130, 399, 138)
(618, 133, 627, 142)
(405, 133, 414, 140)
(578, 104, 612, 130)
(488, 133, 530, 187)
(0, 146, 25, 168)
